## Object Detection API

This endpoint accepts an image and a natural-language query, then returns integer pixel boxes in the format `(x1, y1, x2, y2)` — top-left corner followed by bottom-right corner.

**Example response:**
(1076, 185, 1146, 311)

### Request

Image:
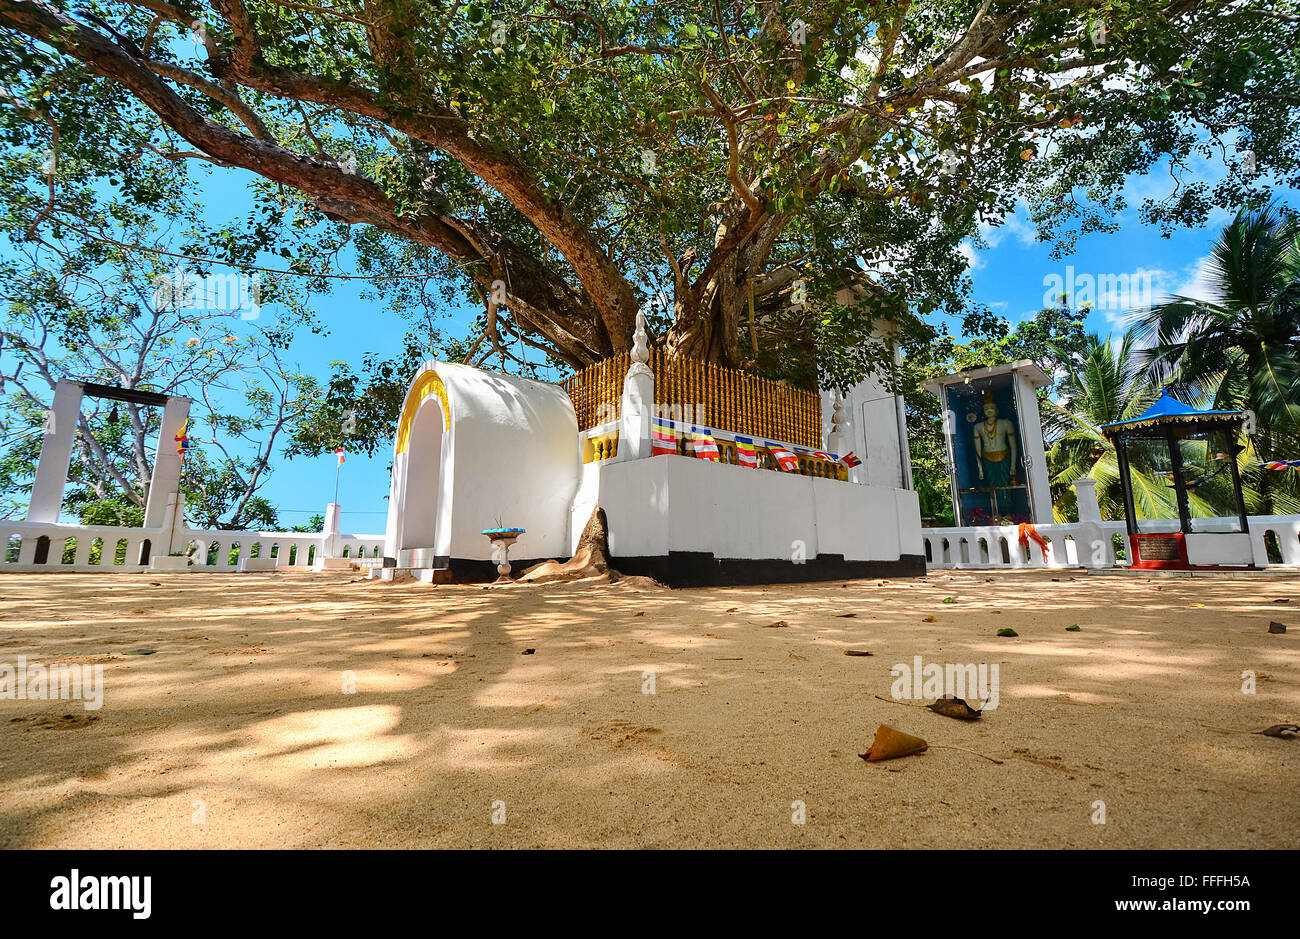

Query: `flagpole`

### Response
(332, 453, 341, 559)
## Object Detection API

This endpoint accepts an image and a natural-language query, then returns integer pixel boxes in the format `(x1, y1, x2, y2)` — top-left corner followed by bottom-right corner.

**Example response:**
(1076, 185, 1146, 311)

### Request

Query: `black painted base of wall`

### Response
(610, 552, 927, 588)
(415, 552, 926, 587)
(432, 555, 561, 584)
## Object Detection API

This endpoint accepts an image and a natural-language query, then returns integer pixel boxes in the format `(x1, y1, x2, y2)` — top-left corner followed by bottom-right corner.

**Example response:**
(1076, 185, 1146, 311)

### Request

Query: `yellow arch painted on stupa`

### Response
(394, 368, 450, 455)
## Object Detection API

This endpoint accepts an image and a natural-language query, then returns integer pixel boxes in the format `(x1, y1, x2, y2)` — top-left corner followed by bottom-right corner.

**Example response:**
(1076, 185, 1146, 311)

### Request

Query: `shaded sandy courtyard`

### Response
(0, 569, 1296, 849)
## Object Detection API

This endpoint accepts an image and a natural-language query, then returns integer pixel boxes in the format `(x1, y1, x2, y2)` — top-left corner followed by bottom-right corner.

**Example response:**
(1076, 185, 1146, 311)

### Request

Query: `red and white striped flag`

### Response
(768, 444, 799, 472)
(335, 448, 346, 467)
(691, 430, 720, 461)
(651, 418, 678, 456)
(735, 435, 759, 468)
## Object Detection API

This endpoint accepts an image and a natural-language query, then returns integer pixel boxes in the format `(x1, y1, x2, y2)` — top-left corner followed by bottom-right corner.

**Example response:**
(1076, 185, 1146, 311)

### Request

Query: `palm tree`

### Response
(1045, 332, 1166, 520)
(1047, 333, 1300, 521)
(1134, 204, 1300, 513)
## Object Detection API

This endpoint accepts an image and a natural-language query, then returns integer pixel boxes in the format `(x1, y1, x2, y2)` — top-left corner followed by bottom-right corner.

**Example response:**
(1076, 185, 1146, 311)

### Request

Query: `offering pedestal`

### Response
(481, 528, 525, 583)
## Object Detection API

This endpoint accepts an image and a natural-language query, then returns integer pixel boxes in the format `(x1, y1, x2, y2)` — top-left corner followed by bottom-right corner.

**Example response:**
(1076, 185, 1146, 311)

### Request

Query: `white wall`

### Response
(589, 455, 922, 562)
(820, 330, 910, 491)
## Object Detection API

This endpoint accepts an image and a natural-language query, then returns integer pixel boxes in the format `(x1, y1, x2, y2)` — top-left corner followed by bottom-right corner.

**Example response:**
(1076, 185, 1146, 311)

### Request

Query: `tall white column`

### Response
(143, 396, 192, 529)
(26, 379, 84, 522)
(322, 502, 342, 558)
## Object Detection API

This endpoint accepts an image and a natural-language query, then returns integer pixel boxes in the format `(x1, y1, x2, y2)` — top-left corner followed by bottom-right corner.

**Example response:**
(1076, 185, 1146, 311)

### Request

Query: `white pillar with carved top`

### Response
(618, 310, 654, 461)
(826, 391, 860, 483)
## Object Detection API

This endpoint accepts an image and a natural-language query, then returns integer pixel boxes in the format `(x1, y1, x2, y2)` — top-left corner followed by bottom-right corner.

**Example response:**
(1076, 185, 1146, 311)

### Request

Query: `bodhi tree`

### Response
(1, 1, 1297, 455)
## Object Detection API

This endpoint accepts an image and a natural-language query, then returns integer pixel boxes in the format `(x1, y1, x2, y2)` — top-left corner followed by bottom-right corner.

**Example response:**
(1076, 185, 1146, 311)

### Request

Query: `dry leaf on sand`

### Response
(858, 724, 928, 762)
(927, 694, 983, 721)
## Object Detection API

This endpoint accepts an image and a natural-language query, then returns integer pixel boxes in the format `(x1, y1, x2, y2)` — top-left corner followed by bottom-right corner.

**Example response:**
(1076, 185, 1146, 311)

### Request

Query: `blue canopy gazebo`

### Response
(1100, 392, 1251, 569)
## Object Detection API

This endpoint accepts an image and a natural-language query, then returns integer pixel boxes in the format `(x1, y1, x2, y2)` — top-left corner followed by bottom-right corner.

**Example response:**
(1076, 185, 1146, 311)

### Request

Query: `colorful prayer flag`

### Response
(1264, 460, 1300, 471)
(691, 429, 720, 461)
(734, 435, 759, 468)
(768, 444, 799, 472)
(651, 418, 678, 456)
(840, 451, 862, 468)
(812, 450, 833, 462)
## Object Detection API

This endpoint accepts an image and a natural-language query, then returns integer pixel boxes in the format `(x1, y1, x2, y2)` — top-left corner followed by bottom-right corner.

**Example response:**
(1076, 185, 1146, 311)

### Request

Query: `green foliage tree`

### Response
(2, 0, 1296, 464)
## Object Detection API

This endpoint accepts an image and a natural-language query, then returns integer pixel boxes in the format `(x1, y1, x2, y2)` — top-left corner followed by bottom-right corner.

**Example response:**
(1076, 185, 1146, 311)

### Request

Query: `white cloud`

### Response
(978, 200, 1039, 249)
(958, 240, 985, 271)
(1171, 255, 1222, 303)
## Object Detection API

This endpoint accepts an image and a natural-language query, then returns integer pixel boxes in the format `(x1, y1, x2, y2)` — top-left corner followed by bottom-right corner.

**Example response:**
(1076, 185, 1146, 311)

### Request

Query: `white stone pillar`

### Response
(143, 396, 192, 529)
(1072, 478, 1111, 568)
(1073, 477, 1102, 523)
(322, 502, 342, 558)
(618, 310, 654, 460)
(826, 392, 848, 453)
(26, 379, 84, 522)
(826, 392, 861, 484)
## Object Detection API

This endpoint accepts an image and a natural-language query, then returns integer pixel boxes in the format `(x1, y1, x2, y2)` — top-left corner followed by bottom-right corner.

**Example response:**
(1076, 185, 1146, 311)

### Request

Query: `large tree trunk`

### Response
(666, 273, 744, 365)
(666, 213, 784, 365)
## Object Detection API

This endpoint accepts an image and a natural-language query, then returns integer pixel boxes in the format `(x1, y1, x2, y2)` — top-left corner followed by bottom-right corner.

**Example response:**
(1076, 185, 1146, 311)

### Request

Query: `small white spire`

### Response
(631, 309, 650, 366)
(831, 391, 847, 436)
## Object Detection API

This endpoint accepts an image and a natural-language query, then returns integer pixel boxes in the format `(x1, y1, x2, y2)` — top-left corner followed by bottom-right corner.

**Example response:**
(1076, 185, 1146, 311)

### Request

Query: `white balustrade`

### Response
(923, 515, 1300, 570)
(0, 514, 383, 574)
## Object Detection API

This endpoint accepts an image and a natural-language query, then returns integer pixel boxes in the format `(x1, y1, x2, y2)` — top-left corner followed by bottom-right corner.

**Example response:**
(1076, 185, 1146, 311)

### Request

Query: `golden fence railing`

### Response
(559, 350, 822, 450)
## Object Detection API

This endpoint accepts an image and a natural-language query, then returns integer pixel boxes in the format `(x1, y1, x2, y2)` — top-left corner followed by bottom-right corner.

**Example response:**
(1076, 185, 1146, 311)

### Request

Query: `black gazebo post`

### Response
(1227, 441, 1250, 534)
(1115, 436, 1139, 538)
(1166, 427, 1192, 534)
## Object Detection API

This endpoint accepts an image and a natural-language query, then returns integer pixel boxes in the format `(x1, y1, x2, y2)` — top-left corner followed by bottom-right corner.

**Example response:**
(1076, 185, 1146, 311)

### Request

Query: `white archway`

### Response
(399, 398, 444, 560)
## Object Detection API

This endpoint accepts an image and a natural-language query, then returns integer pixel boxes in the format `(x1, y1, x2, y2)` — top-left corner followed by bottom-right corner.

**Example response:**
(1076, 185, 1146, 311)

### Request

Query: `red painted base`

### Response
(1129, 533, 1190, 570)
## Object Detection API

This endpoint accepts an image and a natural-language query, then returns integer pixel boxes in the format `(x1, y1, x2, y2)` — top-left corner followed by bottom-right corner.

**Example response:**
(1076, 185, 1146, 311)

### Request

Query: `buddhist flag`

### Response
(734, 435, 759, 468)
(812, 450, 833, 462)
(768, 444, 799, 472)
(1264, 460, 1300, 471)
(691, 429, 720, 461)
(840, 451, 862, 468)
(174, 420, 192, 457)
(651, 418, 678, 456)
(335, 448, 346, 467)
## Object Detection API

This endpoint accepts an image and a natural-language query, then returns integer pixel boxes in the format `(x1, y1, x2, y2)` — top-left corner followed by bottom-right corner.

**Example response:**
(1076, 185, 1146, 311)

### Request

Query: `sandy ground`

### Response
(0, 568, 1296, 849)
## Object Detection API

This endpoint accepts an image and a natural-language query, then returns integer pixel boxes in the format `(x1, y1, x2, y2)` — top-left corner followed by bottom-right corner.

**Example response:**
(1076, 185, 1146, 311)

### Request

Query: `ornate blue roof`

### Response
(1100, 391, 1244, 435)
